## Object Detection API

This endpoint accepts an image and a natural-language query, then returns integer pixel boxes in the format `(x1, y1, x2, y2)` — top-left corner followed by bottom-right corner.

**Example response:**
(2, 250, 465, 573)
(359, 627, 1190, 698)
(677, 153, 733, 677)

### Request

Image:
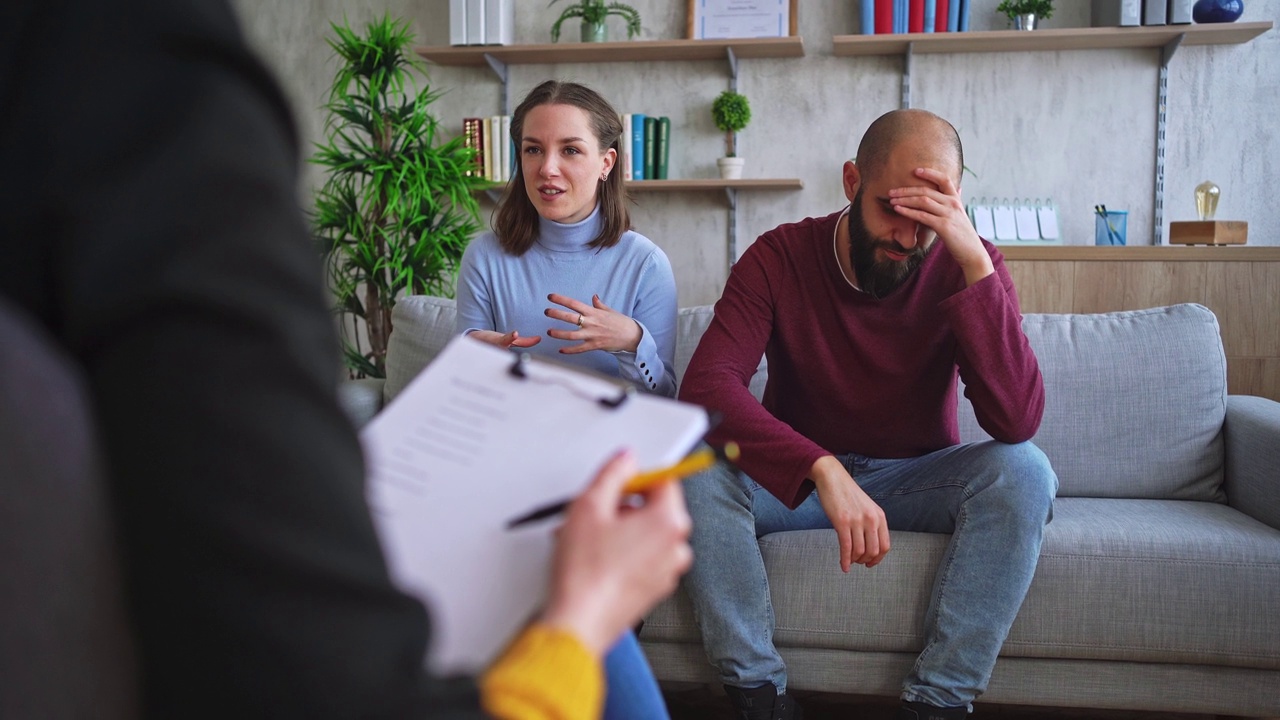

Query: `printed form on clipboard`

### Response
(360, 335, 710, 675)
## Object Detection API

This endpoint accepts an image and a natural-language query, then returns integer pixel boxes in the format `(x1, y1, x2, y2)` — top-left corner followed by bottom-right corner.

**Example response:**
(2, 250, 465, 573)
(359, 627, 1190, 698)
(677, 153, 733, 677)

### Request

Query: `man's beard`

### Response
(847, 193, 930, 299)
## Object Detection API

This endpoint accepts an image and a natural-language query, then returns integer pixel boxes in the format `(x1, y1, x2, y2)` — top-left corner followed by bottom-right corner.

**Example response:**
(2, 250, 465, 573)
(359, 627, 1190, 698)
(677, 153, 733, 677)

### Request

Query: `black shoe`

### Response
(723, 683, 803, 720)
(897, 700, 968, 720)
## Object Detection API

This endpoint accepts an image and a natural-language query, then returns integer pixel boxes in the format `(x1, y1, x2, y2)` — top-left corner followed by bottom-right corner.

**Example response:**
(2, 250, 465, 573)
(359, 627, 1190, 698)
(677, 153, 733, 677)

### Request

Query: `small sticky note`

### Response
(1015, 206, 1040, 241)
(992, 205, 1018, 242)
(1037, 206, 1060, 241)
(970, 205, 996, 239)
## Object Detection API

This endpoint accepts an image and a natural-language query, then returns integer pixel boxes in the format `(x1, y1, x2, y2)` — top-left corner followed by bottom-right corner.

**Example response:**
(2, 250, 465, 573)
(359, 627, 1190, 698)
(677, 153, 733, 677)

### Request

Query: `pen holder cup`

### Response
(1095, 210, 1128, 246)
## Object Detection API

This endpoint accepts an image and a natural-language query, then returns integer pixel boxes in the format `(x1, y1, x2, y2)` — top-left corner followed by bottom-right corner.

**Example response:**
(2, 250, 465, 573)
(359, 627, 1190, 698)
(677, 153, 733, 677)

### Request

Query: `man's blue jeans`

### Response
(680, 441, 1057, 709)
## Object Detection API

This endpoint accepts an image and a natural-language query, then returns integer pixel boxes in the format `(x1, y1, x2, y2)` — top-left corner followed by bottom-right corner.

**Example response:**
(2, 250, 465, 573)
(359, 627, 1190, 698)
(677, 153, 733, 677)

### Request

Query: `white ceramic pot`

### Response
(717, 157, 745, 180)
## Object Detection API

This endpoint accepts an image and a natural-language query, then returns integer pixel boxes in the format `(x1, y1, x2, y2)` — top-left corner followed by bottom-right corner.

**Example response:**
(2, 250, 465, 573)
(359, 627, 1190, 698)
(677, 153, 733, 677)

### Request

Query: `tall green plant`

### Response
(312, 16, 489, 378)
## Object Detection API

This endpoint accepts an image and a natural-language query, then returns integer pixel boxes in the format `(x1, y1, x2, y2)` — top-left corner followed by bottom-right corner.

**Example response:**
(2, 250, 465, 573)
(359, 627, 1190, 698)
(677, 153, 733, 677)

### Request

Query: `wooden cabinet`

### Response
(1003, 246, 1280, 402)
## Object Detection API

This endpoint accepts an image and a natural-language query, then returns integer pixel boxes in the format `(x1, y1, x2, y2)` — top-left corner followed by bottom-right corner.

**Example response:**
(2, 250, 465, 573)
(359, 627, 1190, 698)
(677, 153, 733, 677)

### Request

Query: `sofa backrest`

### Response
(956, 304, 1227, 502)
(385, 297, 768, 403)
(385, 298, 1227, 502)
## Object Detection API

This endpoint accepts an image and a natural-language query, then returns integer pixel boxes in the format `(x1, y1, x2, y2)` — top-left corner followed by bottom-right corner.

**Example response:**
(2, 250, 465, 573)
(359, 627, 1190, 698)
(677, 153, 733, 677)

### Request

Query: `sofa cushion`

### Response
(674, 305, 767, 401)
(958, 304, 1227, 502)
(643, 497, 1280, 670)
(384, 295, 459, 404)
(383, 299, 768, 403)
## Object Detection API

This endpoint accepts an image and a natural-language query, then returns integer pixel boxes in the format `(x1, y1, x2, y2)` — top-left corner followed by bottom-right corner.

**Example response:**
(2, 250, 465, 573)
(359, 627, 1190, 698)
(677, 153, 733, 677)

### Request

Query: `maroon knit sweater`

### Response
(679, 209, 1044, 508)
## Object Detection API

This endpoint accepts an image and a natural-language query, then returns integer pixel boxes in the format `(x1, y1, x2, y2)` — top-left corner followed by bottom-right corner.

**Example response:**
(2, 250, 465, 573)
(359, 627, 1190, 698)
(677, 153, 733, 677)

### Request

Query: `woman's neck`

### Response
(536, 203, 604, 253)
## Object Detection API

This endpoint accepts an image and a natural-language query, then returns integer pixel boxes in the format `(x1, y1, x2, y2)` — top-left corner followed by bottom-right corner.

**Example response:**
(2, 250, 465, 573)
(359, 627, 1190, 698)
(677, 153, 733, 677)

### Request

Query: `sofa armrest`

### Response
(337, 378, 386, 430)
(1223, 394, 1280, 530)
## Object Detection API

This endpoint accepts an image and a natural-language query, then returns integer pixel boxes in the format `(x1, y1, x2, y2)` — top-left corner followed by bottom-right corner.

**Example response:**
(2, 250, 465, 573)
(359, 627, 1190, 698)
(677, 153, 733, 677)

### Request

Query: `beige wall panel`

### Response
(1205, 262, 1280, 359)
(1070, 261, 1209, 314)
(1226, 359, 1280, 403)
(1005, 261, 1074, 314)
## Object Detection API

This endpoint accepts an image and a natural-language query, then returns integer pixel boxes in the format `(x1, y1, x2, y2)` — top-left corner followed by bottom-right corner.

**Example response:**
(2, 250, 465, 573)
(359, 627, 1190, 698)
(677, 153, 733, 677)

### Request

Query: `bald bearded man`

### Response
(676, 109, 1059, 720)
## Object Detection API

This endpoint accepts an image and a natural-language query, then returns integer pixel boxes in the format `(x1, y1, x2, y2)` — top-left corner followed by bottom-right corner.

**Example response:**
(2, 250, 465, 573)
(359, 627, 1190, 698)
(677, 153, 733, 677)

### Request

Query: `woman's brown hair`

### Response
(494, 80, 630, 256)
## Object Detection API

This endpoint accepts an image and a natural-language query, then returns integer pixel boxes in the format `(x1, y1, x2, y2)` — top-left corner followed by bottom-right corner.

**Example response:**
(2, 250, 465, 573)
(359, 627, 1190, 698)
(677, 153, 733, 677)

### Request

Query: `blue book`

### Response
(861, 0, 875, 34)
(896, 0, 905, 32)
(947, 0, 960, 32)
(958, 0, 970, 30)
(630, 112, 646, 181)
(923, 0, 936, 32)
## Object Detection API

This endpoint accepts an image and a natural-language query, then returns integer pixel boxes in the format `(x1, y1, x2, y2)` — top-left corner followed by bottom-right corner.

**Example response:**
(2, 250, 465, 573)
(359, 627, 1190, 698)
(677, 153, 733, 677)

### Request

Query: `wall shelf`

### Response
(416, 36, 805, 66)
(626, 179, 803, 192)
(832, 21, 1272, 245)
(831, 21, 1272, 56)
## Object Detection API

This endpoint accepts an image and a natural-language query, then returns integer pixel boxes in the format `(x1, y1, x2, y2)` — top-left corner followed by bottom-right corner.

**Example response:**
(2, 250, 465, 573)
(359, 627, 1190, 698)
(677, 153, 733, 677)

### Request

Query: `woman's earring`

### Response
(600, 173, 608, 182)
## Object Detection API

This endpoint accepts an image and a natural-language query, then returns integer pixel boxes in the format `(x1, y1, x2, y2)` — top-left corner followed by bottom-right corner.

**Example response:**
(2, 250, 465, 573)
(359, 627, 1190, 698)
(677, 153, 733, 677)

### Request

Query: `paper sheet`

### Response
(360, 336, 708, 674)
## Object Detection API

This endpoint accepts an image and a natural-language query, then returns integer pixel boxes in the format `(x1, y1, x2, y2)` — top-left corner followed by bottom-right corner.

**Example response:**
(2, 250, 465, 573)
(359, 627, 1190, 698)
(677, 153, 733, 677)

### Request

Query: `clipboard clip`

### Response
(508, 352, 634, 409)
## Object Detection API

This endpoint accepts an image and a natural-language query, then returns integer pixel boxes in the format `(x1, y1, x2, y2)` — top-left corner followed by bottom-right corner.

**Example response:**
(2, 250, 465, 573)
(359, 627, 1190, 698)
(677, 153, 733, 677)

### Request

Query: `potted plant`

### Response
(711, 90, 751, 180)
(996, 0, 1054, 29)
(549, 0, 642, 43)
(312, 16, 490, 378)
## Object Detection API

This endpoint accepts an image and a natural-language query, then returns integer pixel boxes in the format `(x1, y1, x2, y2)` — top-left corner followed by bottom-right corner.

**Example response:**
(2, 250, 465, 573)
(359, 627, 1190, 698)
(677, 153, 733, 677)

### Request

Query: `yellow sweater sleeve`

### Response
(480, 624, 604, 720)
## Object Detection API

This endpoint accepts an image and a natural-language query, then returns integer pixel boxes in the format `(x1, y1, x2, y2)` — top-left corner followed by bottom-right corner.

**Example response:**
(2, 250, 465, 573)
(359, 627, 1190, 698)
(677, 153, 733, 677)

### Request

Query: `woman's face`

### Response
(520, 103, 616, 225)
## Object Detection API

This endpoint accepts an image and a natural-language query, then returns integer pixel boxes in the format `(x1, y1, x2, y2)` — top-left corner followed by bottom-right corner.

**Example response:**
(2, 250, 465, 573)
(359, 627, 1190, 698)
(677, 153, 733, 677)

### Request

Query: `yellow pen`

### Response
(506, 442, 740, 529)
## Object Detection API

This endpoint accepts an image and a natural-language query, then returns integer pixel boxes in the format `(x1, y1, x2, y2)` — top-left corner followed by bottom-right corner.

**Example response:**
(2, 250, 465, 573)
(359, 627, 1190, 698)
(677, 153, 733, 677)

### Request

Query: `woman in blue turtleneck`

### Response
(454, 80, 679, 719)
(456, 80, 677, 399)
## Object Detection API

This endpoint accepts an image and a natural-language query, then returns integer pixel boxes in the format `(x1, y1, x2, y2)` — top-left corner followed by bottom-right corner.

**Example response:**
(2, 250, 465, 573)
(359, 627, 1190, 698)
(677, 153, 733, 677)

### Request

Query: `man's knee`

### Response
(683, 461, 750, 517)
(978, 441, 1058, 518)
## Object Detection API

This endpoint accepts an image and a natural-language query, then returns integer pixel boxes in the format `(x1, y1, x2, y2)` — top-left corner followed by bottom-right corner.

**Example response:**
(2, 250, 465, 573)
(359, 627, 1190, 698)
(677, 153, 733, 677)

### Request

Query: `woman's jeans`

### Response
(680, 441, 1057, 709)
(603, 629, 669, 719)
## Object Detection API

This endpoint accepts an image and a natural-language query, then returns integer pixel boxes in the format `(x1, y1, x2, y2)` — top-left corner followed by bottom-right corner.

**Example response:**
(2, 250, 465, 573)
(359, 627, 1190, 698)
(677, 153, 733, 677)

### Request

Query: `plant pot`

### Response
(581, 21, 607, 42)
(717, 157, 745, 180)
(1014, 13, 1038, 29)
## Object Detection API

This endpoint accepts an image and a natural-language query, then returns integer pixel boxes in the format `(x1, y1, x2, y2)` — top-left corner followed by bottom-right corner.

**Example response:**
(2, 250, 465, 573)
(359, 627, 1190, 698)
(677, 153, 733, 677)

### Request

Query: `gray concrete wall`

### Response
(234, 0, 1280, 307)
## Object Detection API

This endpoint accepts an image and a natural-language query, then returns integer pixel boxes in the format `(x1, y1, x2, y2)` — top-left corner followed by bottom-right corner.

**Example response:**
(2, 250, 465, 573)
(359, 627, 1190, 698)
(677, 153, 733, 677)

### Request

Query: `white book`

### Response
(483, 0, 514, 45)
(465, 0, 486, 45)
(449, 0, 468, 45)
(500, 115, 512, 182)
(483, 117, 495, 181)
(621, 114, 634, 182)
(490, 115, 504, 183)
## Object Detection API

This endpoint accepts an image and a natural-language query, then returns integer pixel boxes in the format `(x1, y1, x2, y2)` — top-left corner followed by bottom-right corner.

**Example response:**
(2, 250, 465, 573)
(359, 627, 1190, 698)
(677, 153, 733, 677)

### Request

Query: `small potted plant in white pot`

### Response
(712, 90, 751, 180)
(996, 0, 1054, 29)
(549, 0, 641, 43)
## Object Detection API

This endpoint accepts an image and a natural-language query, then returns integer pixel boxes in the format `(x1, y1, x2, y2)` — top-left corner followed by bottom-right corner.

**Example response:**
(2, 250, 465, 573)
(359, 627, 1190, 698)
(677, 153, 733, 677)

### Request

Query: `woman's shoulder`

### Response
(616, 229, 669, 265)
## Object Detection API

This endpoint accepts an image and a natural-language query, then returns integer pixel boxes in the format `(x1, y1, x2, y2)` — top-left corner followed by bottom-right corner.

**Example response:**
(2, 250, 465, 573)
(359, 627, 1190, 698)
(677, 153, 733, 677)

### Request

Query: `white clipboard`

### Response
(360, 336, 709, 674)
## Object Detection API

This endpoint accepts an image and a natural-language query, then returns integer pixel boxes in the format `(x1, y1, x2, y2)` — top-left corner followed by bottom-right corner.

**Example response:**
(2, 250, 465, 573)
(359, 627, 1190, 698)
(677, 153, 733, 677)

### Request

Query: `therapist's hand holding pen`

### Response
(537, 450, 693, 655)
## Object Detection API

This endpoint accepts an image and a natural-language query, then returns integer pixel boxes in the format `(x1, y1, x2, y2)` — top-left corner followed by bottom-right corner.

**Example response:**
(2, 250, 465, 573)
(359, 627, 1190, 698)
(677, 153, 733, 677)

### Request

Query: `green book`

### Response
(654, 116, 671, 180)
(643, 116, 656, 181)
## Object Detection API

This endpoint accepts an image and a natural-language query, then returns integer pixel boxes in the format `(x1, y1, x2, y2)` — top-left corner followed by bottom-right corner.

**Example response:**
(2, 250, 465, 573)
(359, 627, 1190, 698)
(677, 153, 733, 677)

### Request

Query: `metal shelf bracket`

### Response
(901, 42, 915, 109)
(483, 53, 510, 115)
(1153, 33, 1184, 245)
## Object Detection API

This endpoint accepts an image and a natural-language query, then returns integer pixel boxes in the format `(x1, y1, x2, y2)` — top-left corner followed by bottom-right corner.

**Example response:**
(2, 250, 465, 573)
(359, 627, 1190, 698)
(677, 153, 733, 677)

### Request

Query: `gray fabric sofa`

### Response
(344, 297, 1280, 718)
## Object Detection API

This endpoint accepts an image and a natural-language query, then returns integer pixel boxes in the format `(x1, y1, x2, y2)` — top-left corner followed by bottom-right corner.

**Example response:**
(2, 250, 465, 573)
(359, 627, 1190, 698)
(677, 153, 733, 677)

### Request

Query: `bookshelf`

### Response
(416, 36, 805, 66)
(424, 37, 808, 270)
(830, 21, 1272, 56)
(832, 21, 1273, 245)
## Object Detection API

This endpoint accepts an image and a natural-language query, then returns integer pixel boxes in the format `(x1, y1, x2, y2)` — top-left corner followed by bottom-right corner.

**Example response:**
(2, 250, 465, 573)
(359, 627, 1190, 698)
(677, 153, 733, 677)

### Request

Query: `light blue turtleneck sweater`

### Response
(455, 204, 678, 397)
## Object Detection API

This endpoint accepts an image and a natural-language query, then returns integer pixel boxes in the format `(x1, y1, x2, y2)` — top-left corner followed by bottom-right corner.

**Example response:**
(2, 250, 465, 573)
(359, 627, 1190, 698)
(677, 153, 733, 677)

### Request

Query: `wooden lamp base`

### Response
(1168, 220, 1248, 246)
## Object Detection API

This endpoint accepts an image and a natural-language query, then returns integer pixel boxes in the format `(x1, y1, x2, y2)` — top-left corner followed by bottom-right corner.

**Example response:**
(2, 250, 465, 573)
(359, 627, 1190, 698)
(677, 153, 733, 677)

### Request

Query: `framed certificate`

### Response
(687, 0, 797, 40)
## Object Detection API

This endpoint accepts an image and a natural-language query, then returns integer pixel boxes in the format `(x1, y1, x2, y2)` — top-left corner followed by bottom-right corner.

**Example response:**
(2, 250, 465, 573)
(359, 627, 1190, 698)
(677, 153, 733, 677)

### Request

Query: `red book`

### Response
(875, 0, 893, 33)
(935, 0, 950, 31)
(909, 0, 925, 32)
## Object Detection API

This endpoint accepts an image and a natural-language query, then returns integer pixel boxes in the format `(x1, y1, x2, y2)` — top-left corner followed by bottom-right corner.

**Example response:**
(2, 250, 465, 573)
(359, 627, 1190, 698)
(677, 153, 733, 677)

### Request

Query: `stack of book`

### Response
(462, 116, 513, 184)
(860, 0, 972, 34)
(449, 0, 514, 46)
(620, 114, 671, 182)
